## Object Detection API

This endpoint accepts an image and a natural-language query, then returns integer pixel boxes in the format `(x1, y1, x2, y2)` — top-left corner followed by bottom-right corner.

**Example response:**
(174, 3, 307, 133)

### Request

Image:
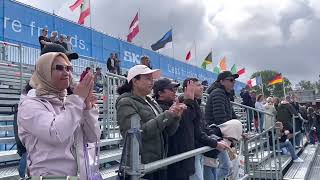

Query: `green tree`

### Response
(250, 70, 291, 98)
(297, 80, 315, 90)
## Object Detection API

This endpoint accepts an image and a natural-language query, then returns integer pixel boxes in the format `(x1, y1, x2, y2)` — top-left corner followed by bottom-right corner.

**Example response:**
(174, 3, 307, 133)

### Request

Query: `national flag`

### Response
(247, 76, 262, 87)
(186, 50, 191, 61)
(269, 74, 283, 85)
(213, 66, 220, 74)
(219, 57, 227, 71)
(78, 0, 90, 25)
(231, 64, 237, 74)
(237, 68, 246, 76)
(69, 0, 83, 11)
(201, 52, 212, 69)
(69, 0, 91, 25)
(151, 29, 173, 51)
(127, 12, 139, 42)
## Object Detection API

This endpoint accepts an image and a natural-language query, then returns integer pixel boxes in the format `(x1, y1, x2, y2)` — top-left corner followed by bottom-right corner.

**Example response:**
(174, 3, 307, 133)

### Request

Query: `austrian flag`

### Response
(69, 0, 91, 25)
(127, 12, 140, 42)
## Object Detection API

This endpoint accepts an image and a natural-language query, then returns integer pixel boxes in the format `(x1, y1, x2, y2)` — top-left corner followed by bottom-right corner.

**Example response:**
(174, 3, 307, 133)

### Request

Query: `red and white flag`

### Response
(127, 12, 139, 42)
(69, 0, 90, 25)
(69, 0, 83, 11)
(186, 50, 191, 61)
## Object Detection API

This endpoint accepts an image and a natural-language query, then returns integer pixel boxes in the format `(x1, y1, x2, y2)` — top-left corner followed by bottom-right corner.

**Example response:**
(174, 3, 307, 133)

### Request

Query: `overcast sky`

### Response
(17, 0, 320, 85)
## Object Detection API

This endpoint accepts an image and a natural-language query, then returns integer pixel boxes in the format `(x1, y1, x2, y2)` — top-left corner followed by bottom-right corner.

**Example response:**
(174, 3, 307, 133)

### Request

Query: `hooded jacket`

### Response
(18, 95, 100, 179)
(116, 92, 180, 165)
(205, 82, 237, 126)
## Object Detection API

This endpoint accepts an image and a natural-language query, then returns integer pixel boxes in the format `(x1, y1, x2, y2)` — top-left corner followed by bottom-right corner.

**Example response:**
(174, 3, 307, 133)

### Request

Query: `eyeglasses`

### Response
(52, 64, 73, 72)
(224, 78, 235, 82)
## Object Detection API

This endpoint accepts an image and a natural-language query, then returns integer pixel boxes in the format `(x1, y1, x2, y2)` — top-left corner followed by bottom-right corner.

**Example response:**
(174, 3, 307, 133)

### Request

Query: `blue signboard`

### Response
(0, 0, 246, 94)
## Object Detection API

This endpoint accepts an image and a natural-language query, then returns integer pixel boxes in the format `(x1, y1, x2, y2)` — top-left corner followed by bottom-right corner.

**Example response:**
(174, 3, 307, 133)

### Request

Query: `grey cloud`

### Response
(17, 0, 320, 85)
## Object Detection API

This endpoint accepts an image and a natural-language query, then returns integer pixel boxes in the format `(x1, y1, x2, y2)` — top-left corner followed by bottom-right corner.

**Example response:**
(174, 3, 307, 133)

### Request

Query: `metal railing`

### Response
(0, 40, 306, 179)
(120, 95, 287, 180)
(102, 72, 126, 139)
(0, 41, 104, 76)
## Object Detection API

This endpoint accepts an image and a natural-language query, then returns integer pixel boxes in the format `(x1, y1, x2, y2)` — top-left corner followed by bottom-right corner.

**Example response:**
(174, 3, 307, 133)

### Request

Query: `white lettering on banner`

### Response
(2, 16, 87, 51)
(30, 21, 35, 36)
(168, 64, 175, 74)
(123, 50, 140, 64)
(175, 67, 180, 76)
(12, 20, 22, 32)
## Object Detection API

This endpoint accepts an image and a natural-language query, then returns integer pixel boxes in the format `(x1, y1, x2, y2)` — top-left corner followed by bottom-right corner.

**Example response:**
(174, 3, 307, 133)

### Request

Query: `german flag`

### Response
(269, 74, 283, 85)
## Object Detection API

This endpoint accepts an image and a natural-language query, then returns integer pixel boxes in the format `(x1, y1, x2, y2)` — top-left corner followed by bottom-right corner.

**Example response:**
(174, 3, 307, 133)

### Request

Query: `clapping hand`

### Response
(184, 80, 196, 100)
(73, 72, 94, 106)
(169, 99, 187, 117)
(85, 90, 98, 110)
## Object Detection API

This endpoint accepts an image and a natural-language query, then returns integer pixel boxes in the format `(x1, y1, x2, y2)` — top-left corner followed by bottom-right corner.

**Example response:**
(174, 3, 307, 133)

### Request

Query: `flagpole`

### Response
(138, 8, 142, 47)
(171, 27, 175, 60)
(194, 40, 197, 66)
(282, 80, 286, 97)
(260, 73, 265, 98)
(89, 0, 94, 60)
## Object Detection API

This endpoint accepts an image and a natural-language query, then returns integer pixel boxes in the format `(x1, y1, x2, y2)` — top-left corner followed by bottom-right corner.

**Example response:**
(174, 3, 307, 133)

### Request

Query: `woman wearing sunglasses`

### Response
(17, 52, 100, 179)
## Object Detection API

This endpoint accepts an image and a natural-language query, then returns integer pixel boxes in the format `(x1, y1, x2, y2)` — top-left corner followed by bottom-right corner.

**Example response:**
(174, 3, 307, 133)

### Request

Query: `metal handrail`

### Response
(143, 146, 213, 174)
(0, 41, 19, 47)
(231, 101, 274, 116)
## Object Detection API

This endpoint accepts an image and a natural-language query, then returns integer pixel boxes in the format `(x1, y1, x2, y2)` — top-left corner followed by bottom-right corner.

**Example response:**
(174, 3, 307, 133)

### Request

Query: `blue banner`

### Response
(0, 0, 246, 94)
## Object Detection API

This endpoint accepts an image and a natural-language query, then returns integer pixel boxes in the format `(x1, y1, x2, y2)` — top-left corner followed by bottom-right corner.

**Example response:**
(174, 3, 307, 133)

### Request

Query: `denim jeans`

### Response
(280, 140, 298, 160)
(18, 152, 27, 178)
(310, 130, 316, 144)
(203, 165, 217, 180)
(216, 150, 232, 180)
(190, 154, 204, 180)
(203, 151, 231, 180)
(246, 110, 253, 132)
(295, 132, 303, 147)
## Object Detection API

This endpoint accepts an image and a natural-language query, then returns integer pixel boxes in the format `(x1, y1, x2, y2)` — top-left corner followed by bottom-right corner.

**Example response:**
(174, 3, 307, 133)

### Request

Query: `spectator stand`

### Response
(0, 41, 318, 179)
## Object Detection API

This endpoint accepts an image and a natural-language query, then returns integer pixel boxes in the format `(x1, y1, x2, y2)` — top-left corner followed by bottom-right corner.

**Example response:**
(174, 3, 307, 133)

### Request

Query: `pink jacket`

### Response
(17, 94, 101, 179)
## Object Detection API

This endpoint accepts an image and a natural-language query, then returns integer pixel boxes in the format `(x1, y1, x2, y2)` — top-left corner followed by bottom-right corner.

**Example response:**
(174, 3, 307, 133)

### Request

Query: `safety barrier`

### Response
(101, 72, 126, 139)
(119, 94, 287, 180)
(0, 41, 104, 76)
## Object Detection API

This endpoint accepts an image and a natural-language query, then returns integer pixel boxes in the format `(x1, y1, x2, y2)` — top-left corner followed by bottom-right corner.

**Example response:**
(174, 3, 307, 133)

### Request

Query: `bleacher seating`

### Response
(0, 58, 318, 179)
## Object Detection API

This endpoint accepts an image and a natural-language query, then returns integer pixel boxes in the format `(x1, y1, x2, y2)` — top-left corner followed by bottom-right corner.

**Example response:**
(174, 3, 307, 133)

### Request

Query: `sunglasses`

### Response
(53, 64, 73, 72)
(224, 78, 235, 82)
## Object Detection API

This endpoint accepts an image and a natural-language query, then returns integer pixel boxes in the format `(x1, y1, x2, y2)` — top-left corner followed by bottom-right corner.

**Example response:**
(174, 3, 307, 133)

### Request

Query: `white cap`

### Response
(127, 65, 161, 82)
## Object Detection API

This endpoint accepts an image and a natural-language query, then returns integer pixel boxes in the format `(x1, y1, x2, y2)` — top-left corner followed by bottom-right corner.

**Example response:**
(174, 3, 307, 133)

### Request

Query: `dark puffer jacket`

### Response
(205, 82, 237, 126)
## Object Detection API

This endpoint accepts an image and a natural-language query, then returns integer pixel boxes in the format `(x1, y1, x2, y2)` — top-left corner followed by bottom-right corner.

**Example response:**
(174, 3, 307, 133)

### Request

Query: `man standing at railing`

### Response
(204, 71, 239, 180)
(276, 96, 299, 147)
(240, 86, 255, 132)
(204, 71, 238, 126)
(153, 78, 229, 180)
